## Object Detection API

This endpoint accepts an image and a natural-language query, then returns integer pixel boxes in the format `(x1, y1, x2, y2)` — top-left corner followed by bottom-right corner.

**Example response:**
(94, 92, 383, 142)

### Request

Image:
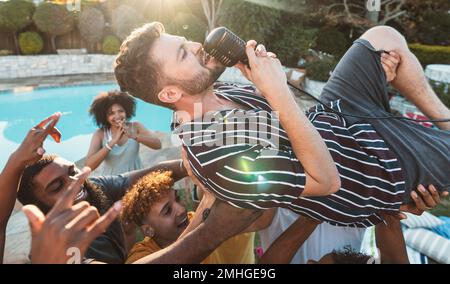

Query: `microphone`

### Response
(203, 27, 249, 67)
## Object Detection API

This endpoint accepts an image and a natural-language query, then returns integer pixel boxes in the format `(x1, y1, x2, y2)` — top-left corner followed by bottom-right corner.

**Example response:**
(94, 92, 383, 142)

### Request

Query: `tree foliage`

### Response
(0, 0, 35, 32)
(218, 0, 281, 43)
(77, 7, 105, 45)
(33, 2, 75, 52)
(167, 12, 207, 43)
(111, 4, 144, 40)
(0, 0, 36, 54)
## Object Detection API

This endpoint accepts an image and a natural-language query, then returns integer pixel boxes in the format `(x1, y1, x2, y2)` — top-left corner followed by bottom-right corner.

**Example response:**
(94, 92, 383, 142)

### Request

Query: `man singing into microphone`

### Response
(114, 22, 449, 230)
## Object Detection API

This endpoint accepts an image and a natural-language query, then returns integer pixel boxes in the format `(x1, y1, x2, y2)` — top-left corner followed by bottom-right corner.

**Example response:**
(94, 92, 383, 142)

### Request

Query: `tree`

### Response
(33, 2, 75, 53)
(368, 0, 407, 25)
(244, 0, 308, 14)
(218, 0, 281, 43)
(0, 0, 35, 54)
(182, 0, 224, 33)
(77, 7, 105, 51)
(400, 0, 450, 45)
(269, 24, 317, 67)
(167, 12, 207, 43)
(111, 4, 144, 40)
(317, 0, 408, 29)
(200, 0, 223, 32)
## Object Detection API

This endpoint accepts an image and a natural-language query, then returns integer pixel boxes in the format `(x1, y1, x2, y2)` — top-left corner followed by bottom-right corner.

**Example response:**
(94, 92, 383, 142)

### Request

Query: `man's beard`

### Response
(176, 64, 225, 95)
(84, 180, 111, 215)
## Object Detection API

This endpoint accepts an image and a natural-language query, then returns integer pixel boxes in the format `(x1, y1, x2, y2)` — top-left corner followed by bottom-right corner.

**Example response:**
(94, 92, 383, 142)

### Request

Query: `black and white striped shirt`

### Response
(173, 83, 406, 227)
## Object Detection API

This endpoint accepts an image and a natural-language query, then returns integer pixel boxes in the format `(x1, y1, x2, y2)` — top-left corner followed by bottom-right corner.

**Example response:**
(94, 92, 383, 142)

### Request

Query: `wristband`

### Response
(105, 143, 112, 151)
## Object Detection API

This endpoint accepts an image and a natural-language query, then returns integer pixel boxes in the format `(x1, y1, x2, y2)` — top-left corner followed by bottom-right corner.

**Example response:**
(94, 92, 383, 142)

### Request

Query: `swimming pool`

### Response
(0, 83, 173, 169)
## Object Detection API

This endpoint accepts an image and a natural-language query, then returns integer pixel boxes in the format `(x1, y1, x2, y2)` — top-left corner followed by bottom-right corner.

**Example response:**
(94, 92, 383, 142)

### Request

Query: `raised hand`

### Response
(109, 124, 125, 146)
(381, 51, 400, 83)
(12, 112, 61, 167)
(235, 40, 287, 97)
(399, 184, 449, 216)
(22, 168, 122, 264)
(385, 184, 449, 220)
(122, 122, 137, 140)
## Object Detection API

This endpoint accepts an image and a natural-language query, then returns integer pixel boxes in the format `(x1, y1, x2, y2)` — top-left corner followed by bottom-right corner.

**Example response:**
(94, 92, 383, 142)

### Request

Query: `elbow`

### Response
(324, 166, 341, 195)
(303, 169, 341, 197)
(318, 174, 340, 196)
(152, 139, 162, 150)
(328, 175, 341, 195)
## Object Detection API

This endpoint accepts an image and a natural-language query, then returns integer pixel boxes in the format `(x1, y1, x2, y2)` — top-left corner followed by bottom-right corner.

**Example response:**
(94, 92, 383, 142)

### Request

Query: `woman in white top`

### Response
(85, 91, 161, 175)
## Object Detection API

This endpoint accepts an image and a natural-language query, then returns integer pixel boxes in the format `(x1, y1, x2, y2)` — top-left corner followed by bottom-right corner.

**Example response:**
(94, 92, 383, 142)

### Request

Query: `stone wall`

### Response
(0, 54, 258, 81)
(0, 54, 115, 79)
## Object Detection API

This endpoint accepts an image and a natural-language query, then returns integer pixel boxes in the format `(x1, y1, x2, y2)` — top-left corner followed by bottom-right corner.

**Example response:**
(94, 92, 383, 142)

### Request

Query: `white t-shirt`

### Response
(259, 208, 367, 264)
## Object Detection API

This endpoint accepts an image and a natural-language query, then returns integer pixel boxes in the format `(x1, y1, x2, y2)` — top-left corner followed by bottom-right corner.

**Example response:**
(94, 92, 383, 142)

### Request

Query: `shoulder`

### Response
(90, 129, 105, 144)
(93, 128, 105, 138)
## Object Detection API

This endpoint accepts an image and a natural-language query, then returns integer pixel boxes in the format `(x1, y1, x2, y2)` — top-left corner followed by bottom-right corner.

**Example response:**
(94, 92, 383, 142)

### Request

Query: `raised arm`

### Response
(133, 199, 262, 264)
(375, 184, 448, 264)
(239, 41, 340, 197)
(129, 122, 161, 150)
(84, 129, 118, 171)
(375, 213, 409, 264)
(124, 159, 188, 187)
(0, 113, 61, 263)
(0, 155, 27, 264)
(259, 216, 320, 264)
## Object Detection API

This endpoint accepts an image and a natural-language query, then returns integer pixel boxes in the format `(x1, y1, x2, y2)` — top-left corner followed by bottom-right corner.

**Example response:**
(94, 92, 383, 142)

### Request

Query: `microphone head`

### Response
(203, 27, 248, 67)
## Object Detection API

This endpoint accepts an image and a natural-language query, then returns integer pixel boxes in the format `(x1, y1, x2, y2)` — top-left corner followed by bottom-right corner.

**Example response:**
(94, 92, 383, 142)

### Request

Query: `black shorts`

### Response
(320, 38, 450, 202)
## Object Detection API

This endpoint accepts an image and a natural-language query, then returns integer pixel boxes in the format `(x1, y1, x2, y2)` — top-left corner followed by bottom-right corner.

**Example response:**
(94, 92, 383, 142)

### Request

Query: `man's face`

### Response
(150, 34, 225, 95)
(143, 190, 189, 244)
(32, 157, 87, 209)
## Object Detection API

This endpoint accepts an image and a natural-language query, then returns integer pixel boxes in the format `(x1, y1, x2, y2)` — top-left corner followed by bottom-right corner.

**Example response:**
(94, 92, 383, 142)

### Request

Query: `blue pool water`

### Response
(0, 83, 172, 169)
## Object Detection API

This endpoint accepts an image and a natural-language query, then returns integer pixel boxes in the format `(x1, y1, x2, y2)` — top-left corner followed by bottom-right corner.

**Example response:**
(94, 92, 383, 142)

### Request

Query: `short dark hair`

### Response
(330, 246, 372, 264)
(89, 90, 136, 129)
(17, 155, 57, 214)
(114, 22, 174, 109)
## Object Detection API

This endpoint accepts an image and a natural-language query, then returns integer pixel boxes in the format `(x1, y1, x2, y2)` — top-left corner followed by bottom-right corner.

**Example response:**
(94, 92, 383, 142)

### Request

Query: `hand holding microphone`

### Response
(240, 40, 288, 97)
(203, 27, 287, 97)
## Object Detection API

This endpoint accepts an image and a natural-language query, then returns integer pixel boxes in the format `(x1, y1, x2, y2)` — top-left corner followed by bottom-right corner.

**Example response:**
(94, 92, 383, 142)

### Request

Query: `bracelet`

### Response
(105, 143, 112, 151)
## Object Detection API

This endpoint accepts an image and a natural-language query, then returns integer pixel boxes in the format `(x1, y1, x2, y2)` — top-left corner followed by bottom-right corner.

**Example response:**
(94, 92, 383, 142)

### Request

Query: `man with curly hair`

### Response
(121, 171, 256, 264)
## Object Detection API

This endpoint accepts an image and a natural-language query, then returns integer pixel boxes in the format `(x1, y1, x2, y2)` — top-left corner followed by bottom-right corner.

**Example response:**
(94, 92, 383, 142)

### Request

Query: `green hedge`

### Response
(315, 28, 349, 58)
(409, 44, 450, 67)
(102, 35, 121, 55)
(18, 31, 43, 55)
(269, 24, 317, 67)
(430, 80, 450, 109)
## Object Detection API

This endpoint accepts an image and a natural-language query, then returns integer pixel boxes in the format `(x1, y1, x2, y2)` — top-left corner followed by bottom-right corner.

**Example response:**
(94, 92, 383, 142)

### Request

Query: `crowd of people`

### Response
(1, 22, 449, 264)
